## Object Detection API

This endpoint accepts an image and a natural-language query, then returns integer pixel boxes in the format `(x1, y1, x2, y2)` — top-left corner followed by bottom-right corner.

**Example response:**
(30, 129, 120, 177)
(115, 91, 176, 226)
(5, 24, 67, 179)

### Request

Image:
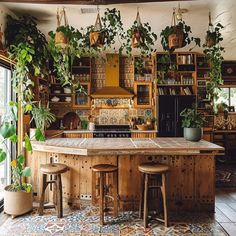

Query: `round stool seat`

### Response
(138, 163, 169, 174)
(92, 164, 117, 173)
(40, 163, 68, 175)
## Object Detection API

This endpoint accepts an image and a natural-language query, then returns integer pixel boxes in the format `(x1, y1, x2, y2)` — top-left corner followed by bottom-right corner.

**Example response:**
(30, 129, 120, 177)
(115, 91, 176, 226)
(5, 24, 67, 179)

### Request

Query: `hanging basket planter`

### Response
(55, 8, 69, 48)
(131, 30, 144, 48)
(205, 13, 217, 48)
(168, 26, 184, 49)
(89, 13, 105, 48)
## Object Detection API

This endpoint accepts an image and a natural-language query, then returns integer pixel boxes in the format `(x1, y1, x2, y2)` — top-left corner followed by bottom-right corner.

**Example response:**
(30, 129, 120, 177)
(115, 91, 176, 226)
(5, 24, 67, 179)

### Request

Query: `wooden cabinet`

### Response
(134, 82, 153, 108)
(131, 131, 156, 138)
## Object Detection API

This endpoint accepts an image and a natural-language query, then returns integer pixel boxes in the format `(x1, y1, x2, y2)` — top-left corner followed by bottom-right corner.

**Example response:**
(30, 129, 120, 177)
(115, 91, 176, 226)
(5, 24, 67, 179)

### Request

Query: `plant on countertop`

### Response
(160, 8, 200, 53)
(5, 14, 49, 104)
(31, 102, 56, 138)
(203, 12, 224, 102)
(124, 9, 157, 56)
(180, 108, 206, 128)
(0, 102, 32, 192)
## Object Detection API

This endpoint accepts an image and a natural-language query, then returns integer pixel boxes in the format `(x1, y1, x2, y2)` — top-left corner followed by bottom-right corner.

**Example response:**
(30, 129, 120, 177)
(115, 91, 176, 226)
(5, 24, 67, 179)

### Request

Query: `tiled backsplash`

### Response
(99, 109, 129, 125)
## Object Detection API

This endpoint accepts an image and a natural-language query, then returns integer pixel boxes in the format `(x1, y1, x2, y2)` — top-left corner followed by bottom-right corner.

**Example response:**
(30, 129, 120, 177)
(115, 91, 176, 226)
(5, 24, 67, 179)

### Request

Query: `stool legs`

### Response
(143, 173, 149, 228)
(57, 174, 63, 218)
(139, 173, 144, 219)
(38, 174, 47, 216)
(92, 171, 97, 205)
(161, 173, 168, 227)
(112, 171, 118, 217)
(99, 173, 105, 225)
(38, 173, 63, 218)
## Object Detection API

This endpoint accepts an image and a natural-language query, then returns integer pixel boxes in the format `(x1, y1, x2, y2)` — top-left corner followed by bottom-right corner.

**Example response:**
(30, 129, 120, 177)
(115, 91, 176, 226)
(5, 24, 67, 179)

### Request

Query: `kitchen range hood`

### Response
(91, 54, 134, 98)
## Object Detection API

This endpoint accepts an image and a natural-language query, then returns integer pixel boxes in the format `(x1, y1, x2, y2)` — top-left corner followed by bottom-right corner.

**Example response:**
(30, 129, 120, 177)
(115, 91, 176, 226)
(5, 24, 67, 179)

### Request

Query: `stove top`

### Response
(93, 125, 131, 138)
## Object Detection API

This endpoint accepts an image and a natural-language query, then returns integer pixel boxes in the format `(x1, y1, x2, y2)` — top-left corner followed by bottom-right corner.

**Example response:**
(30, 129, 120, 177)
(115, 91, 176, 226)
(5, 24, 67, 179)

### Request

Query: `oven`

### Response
(93, 125, 131, 138)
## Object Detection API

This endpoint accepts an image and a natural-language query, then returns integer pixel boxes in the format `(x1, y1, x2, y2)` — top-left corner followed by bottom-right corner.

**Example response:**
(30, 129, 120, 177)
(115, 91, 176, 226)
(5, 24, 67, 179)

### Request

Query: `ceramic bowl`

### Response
(51, 96, 60, 102)
(64, 87, 71, 94)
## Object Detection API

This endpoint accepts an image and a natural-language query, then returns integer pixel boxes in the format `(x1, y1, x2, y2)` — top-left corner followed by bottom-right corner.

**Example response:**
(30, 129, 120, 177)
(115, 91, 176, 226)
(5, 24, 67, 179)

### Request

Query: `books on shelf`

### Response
(183, 87, 192, 95)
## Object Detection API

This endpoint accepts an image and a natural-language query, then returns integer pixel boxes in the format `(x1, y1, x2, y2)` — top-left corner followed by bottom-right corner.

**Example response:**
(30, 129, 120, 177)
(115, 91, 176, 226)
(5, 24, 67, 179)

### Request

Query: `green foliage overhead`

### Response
(180, 108, 206, 128)
(160, 21, 201, 53)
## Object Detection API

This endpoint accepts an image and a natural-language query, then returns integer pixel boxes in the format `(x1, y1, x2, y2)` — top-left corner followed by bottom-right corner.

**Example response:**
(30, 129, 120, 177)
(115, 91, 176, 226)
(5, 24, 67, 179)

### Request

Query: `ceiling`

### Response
(1, 0, 236, 59)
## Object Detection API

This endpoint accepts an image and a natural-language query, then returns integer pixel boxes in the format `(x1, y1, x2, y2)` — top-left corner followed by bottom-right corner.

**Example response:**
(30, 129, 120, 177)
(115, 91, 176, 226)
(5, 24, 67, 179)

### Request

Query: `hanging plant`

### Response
(203, 12, 224, 102)
(160, 8, 200, 53)
(83, 8, 125, 54)
(125, 9, 157, 56)
(205, 12, 224, 48)
(48, 8, 84, 89)
(5, 14, 49, 104)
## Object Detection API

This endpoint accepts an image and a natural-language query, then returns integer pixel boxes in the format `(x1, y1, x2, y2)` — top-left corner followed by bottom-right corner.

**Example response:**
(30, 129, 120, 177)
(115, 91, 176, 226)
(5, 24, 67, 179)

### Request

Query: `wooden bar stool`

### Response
(92, 164, 118, 225)
(138, 163, 169, 228)
(38, 163, 69, 218)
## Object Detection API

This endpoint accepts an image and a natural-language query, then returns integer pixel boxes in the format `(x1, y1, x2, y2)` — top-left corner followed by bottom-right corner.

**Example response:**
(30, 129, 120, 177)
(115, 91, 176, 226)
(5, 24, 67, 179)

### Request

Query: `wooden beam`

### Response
(0, 0, 194, 5)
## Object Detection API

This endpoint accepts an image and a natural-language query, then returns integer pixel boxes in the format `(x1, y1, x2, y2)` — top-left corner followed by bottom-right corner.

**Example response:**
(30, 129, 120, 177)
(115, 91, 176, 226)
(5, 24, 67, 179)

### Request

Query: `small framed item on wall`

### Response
(197, 80, 206, 87)
(229, 106, 235, 112)
(222, 61, 236, 82)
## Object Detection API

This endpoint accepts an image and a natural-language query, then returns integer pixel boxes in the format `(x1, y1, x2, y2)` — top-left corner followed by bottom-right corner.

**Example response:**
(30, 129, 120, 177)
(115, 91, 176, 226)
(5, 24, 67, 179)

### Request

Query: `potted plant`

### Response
(125, 10, 157, 56)
(205, 12, 224, 48)
(30, 102, 56, 140)
(180, 108, 206, 141)
(203, 13, 224, 102)
(160, 8, 200, 53)
(0, 102, 34, 218)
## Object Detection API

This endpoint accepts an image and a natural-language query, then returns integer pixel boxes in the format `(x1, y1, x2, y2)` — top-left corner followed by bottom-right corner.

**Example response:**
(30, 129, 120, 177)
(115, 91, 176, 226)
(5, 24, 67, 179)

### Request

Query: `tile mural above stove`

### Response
(99, 109, 129, 125)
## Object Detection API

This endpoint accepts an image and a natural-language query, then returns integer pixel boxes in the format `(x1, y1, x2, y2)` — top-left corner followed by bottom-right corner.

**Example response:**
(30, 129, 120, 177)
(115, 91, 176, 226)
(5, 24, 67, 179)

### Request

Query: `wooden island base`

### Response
(28, 138, 224, 212)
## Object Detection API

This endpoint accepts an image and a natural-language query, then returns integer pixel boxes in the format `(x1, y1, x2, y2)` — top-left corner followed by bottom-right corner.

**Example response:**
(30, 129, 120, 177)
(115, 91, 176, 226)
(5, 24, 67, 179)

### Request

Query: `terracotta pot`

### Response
(89, 31, 105, 47)
(4, 185, 33, 218)
(131, 30, 144, 48)
(168, 27, 184, 49)
(55, 31, 68, 48)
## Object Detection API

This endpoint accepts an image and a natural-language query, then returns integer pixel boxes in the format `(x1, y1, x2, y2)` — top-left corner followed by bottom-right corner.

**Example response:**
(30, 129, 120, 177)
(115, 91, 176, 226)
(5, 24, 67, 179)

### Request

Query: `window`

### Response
(0, 64, 12, 206)
(215, 87, 236, 110)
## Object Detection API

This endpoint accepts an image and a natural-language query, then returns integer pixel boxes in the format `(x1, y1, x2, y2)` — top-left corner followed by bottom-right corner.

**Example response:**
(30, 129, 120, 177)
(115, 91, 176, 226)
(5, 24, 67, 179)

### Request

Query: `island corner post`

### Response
(27, 137, 224, 213)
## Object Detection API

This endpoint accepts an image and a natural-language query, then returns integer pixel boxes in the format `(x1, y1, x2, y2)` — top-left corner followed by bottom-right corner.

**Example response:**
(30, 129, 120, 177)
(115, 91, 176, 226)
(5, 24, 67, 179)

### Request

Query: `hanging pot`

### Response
(132, 30, 144, 48)
(89, 31, 105, 47)
(205, 32, 216, 48)
(55, 8, 68, 48)
(168, 26, 184, 49)
(90, 12, 105, 47)
(55, 31, 68, 48)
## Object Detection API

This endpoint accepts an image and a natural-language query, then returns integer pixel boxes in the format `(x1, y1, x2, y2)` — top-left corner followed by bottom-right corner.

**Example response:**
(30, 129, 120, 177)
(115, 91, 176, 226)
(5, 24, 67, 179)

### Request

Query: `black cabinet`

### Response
(158, 95, 196, 137)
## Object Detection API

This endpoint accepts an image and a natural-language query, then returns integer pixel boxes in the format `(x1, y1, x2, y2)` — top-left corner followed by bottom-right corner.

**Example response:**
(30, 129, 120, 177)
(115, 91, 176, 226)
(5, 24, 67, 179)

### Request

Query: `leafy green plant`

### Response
(160, 18, 200, 53)
(180, 108, 206, 128)
(5, 14, 49, 104)
(82, 8, 125, 54)
(203, 22, 224, 101)
(0, 102, 34, 192)
(48, 25, 84, 88)
(31, 102, 56, 138)
(124, 12, 157, 56)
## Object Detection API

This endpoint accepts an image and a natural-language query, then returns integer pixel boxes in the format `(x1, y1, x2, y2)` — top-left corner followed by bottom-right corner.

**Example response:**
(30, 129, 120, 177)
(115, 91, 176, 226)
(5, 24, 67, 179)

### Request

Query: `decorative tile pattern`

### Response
(99, 109, 129, 125)
(0, 204, 227, 236)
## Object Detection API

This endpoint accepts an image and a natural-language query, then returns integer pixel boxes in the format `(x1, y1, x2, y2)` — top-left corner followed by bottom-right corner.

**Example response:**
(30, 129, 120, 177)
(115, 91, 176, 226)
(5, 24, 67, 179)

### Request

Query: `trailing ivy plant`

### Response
(203, 23, 224, 101)
(5, 14, 49, 104)
(124, 15, 157, 56)
(82, 8, 126, 54)
(160, 20, 201, 53)
(48, 25, 84, 90)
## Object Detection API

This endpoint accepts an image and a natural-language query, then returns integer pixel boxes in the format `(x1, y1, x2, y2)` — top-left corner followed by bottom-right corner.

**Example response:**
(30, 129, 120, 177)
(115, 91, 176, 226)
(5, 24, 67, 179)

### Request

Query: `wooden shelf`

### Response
(157, 84, 194, 87)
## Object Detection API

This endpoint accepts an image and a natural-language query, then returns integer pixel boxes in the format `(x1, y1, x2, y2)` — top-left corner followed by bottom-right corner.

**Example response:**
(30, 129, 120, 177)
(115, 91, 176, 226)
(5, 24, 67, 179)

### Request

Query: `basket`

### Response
(136, 124, 149, 131)
(168, 27, 184, 49)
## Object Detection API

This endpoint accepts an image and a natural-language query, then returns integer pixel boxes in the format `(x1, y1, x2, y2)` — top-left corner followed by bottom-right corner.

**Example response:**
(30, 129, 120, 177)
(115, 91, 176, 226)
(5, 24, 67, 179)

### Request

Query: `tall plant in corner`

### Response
(3, 14, 49, 217)
(203, 12, 224, 102)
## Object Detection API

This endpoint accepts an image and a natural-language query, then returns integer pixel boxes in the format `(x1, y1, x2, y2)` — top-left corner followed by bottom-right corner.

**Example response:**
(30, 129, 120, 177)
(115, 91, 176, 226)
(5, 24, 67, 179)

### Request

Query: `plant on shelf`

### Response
(30, 102, 56, 139)
(160, 8, 200, 53)
(124, 9, 157, 56)
(203, 12, 224, 102)
(5, 14, 49, 104)
(0, 102, 35, 217)
(180, 107, 206, 141)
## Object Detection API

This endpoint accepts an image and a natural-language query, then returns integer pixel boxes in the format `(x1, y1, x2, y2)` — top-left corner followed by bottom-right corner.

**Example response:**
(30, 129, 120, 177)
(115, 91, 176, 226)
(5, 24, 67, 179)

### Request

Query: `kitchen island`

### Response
(28, 138, 224, 212)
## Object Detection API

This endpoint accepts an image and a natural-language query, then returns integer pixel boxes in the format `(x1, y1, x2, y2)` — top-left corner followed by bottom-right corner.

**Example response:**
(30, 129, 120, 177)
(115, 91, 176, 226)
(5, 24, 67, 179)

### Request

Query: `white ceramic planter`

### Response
(4, 185, 33, 218)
